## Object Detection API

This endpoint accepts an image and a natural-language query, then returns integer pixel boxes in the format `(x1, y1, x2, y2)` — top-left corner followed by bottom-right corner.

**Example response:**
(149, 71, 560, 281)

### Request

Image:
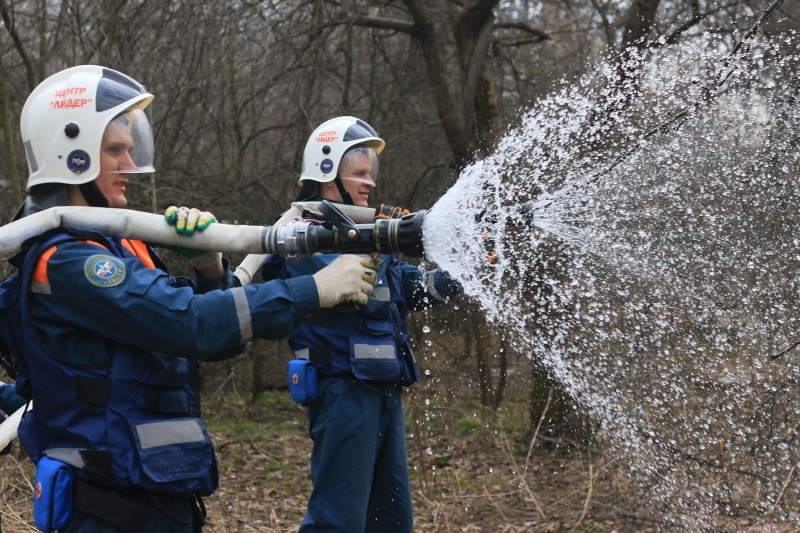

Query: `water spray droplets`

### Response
(424, 32, 800, 528)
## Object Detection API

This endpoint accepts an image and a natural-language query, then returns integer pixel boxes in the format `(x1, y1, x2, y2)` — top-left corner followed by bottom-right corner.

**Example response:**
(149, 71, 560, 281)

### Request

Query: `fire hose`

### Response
(0, 201, 426, 261)
(0, 401, 28, 452)
(0, 200, 428, 450)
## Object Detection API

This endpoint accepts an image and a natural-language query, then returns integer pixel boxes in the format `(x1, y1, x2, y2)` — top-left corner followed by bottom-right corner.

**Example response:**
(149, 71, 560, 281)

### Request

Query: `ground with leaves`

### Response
(0, 387, 797, 532)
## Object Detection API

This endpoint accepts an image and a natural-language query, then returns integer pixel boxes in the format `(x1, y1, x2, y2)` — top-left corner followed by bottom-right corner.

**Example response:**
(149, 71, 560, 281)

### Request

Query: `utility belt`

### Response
(33, 457, 206, 532)
(291, 337, 415, 382)
(288, 304, 421, 396)
(288, 344, 413, 405)
(75, 478, 206, 530)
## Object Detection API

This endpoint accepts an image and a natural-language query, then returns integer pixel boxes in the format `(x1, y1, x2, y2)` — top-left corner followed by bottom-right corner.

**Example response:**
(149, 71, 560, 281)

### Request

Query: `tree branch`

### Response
(350, 15, 417, 35)
(0, 0, 35, 91)
(494, 21, 550, 43)
(664, 1, 740, 45)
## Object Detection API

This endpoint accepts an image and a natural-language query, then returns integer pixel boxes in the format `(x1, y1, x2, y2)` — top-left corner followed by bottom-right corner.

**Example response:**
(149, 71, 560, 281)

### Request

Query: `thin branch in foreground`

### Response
(525, 386, 554, 471)
(573, 463, 594, 530)
(501, 432, 547, 520)
(482, 484, 509, 521)
(767, 465, 795, 516)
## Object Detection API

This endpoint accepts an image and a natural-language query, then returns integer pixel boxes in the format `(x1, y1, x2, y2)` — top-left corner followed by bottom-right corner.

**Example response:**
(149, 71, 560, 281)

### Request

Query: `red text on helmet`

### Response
(54, 87, 88, 97)
(50, 98, 93, 109)
(315, 130, 338, 143)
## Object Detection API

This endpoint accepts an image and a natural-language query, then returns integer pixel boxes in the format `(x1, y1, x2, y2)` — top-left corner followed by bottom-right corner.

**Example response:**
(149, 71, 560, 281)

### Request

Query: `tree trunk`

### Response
(0, 60, 21, 209)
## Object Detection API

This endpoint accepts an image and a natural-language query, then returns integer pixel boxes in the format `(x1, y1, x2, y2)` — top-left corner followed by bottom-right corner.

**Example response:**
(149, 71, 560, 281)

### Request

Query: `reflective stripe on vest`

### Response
(372, 286, 390, 302)
(136, 419, 206, 449)
(353, 344, 397, 360)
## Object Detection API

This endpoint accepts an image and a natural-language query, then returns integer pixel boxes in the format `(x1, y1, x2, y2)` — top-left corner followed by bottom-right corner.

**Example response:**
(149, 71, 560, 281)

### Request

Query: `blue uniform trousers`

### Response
(299, 377, 413, 533)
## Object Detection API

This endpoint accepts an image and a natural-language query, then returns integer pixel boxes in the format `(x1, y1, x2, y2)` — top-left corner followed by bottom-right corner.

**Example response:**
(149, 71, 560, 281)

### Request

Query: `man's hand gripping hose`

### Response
(163, 206, 222, 273)
(312, 254, 378, 307)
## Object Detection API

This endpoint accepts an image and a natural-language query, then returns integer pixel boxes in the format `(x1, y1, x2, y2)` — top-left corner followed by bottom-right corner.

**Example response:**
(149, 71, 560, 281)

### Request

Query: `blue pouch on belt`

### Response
(288, 359, 318, 404)
(33, 456, 73, 532)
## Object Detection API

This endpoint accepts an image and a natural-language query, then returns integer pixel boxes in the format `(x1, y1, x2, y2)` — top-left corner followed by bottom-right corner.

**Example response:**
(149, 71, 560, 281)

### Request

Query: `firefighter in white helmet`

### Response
(294, 116, 385, 206)
(7, 68, 376, 532)
(17, 66, 155, 215)
(262, 116, 462, 533)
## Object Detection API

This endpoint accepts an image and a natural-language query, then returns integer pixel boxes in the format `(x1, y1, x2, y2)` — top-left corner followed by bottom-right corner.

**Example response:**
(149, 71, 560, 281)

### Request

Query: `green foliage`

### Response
(456, 416, 481, 434)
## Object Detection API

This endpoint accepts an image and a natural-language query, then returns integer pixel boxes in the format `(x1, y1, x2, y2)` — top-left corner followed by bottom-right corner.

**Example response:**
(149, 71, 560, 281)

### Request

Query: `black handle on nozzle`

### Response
(317, 201, 359, 239)
(317, 200, 426, 257)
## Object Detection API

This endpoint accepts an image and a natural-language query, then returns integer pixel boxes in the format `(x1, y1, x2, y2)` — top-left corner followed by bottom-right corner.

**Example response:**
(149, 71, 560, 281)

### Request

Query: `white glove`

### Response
(312, 255, 377, 308)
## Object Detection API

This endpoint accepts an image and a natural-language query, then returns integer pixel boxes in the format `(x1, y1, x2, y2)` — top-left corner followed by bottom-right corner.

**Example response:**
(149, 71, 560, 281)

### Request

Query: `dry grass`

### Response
(2, 381, 799, 532)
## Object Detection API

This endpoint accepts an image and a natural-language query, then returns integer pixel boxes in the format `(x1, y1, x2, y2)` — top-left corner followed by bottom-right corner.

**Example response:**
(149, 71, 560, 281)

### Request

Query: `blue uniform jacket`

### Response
(263, 204, 461, 385)
(12, 227, 320, 494)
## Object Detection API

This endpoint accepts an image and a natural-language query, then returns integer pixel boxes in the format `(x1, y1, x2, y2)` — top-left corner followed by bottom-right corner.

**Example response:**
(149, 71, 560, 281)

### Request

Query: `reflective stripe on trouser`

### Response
(299, 377, 413, 533)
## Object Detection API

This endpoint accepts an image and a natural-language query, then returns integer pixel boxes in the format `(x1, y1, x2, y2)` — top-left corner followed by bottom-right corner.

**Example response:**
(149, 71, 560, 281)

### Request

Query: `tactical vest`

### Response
(288, 254, 421, 385)
(12, 229, 218, 495)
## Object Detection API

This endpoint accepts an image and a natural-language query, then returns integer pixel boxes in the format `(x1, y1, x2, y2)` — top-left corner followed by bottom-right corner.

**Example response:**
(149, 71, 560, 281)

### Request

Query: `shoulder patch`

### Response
(84, 255, 126, 288)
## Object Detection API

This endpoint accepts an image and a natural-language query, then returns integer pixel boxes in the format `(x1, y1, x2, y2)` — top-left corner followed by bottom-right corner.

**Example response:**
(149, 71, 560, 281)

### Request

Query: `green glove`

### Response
(163, 205, 221, 266)
(164, 206, 217, 236)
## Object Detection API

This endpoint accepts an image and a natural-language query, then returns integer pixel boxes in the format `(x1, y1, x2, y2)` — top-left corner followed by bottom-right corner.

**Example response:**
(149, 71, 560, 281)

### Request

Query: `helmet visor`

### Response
(339, 146, 379, 185)
(106, 109, 155, 174)
(343, 119, 380, 143)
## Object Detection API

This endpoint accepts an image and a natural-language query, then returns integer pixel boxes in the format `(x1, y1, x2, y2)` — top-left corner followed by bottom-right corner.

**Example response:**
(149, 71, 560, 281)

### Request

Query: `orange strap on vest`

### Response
(34, 239, 155, 284)
(121, 239, 156, 269)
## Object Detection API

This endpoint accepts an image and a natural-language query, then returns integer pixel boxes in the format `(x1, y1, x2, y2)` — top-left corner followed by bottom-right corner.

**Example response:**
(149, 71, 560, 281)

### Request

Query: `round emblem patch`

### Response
(292, 373, 299, 385)
(67, 150, 90, 174)
(320, 158, 334, 174)
(84, 255, 126, 287)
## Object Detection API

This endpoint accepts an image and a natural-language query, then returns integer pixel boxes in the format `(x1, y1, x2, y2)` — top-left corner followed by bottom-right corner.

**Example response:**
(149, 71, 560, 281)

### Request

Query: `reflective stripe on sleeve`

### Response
(426, 271, 445, 302)
(231, 287, 253, 343)
(353, 344, 397, 360)
(135, 419, 205, 449)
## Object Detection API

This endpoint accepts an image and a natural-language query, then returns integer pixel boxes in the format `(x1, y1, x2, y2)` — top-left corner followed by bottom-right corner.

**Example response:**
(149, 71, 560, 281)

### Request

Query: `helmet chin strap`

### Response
(78, 181, 109, 208)
(334, 177, 354, 206)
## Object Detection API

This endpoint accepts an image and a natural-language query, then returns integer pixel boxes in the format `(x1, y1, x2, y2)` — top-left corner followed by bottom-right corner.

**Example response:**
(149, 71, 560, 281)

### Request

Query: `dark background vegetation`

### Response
(2, 1, 800, 531)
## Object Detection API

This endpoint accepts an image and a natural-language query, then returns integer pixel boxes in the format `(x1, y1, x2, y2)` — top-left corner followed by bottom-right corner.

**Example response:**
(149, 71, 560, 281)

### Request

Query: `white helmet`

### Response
(299, 116, 384, 185)
(20, 65, 155, 191)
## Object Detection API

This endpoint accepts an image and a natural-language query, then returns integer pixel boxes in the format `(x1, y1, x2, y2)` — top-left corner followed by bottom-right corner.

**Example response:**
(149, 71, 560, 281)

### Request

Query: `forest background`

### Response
(2, 0, 800, 531)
